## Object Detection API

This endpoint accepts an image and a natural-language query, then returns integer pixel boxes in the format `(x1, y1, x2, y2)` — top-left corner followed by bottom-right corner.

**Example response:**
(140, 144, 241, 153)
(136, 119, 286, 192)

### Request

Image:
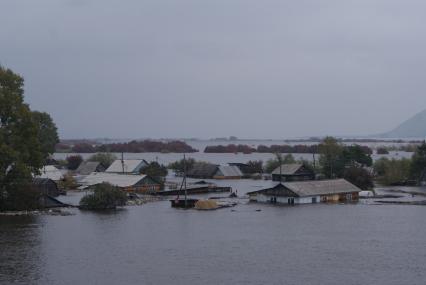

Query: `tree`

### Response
(88, 152, 116, 168)
(142, 162, 168, 183)
(79, 183, 127, 210)
(343, 167, 374, 190)
(66, 155, 83, 170)
(0, 66, 58, 210)
(374, 158, 412, 185)
(246, 160, 263, 174)
(410, 141, 426, 182)
(264, 153, 296, 173)
(342, 145, 373, 167)
(31, 111, 59, 162)
(168, 158, 196, 175)
(318, 137, 344, 178)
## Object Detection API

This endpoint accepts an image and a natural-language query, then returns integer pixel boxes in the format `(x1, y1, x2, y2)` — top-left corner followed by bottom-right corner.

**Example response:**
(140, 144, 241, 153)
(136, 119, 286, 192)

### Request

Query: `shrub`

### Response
(79, 183, 127, 210)
(343, 167, 374, 190)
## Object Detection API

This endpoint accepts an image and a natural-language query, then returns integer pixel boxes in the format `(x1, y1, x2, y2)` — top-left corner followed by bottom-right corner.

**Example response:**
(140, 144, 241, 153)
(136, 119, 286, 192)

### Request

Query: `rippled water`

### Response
(1, 200, 426, 285)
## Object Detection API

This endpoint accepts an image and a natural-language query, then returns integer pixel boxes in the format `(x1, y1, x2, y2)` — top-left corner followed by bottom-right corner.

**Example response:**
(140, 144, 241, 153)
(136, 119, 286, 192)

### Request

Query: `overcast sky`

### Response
(1, 0, 425, 139)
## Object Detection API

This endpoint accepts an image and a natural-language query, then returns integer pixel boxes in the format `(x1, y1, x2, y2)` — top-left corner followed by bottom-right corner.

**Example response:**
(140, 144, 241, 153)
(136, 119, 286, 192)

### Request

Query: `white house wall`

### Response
(256, 194, 321, 204)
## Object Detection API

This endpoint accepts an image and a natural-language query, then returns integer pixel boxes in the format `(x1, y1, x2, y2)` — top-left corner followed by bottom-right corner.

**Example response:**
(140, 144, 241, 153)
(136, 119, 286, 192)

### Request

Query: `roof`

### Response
(33, 178, 57, 186)
(80, 173, 151, 188)
(216, 165, 243, 177)
(272, 164, 303, 175)
(248, 179, 361, 197)
(187, 163, 218, 178)
(105, 159, 148, 174)
(37, 165, 63, 181)
(76, 161, 103, 175)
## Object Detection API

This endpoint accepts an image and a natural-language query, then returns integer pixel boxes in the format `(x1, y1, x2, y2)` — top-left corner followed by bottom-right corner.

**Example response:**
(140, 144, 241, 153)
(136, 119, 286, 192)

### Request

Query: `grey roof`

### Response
(76, 161, 103, 175)
(249, 179, 361, 197)
(272, 164, 303, 175)
(215, 165, 243, 177)
(80, 173, 150, 188)
(36, 165, 64, 181)
(187, 163, 218, 178)
(283, 179, 361, 197)
(105, 159, 148, 174)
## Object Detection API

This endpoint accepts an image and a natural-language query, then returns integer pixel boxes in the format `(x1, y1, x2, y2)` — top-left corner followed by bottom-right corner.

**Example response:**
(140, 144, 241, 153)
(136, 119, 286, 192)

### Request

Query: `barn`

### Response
(80, 173, 161, 193)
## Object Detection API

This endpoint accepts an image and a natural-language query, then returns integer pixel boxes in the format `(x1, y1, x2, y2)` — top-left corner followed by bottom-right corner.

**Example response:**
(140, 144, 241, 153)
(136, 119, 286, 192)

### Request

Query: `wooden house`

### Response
(32, 178, 60, 197)
(76, 161, 106, 175)
(105, 159, 148, 174)
(213, 165, 243, 179)
(271, 163, 315, 182)
(80, 173, 161, 193)
(187, 163, 219, 179)
(247, 179, 361, 205)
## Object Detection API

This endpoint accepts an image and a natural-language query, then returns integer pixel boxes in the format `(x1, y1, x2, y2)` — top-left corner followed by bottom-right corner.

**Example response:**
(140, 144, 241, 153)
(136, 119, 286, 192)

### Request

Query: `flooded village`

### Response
(3, 1, 426, 284)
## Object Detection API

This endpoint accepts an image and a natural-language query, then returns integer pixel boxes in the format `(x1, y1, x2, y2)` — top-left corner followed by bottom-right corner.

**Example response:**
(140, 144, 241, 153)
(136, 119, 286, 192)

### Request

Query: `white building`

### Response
(247, 179, 361, 205)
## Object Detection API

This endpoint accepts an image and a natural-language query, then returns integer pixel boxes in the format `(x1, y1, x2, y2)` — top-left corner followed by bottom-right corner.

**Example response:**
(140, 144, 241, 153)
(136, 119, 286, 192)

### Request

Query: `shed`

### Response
(271, 163, 315, 182)
(80, 173, 160, 193)
(213, 165, 243, 179)
(76, 161, 106, 175)
(32, 178, 60, 197)
(105, 159, 148, 174)
(248, 179, 361, 205)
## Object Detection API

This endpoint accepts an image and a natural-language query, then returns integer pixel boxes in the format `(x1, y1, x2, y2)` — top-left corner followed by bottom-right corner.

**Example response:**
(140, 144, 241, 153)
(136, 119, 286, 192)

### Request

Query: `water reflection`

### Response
(0, 216, 43, 285)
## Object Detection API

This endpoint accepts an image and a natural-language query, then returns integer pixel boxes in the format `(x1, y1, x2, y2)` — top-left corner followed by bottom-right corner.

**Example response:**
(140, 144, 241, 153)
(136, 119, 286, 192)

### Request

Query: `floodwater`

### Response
(1, 192, 426, 285)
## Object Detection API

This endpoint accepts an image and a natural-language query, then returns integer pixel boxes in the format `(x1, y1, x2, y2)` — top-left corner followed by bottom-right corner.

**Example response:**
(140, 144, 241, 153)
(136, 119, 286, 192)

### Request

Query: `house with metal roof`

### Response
(105, 159, 148, 174)
(271, 163, 315, 182)
(247, 179, 361, 205)
(80, 172, 160, 193)
(187, 163, 219, 179)
(36, 165, 64, 181)
(213, 165, 243, 179)
(76, 161, 106, 175)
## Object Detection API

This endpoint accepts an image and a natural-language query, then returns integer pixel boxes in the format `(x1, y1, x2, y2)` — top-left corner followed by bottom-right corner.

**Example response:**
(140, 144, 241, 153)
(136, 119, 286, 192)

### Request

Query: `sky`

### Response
(1, 0, 426, 139)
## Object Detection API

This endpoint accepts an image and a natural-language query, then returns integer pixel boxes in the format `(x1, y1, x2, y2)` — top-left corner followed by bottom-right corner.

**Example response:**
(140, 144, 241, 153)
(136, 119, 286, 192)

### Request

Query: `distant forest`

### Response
(204, 144, 373, 154)
(56, 140, 198, 153)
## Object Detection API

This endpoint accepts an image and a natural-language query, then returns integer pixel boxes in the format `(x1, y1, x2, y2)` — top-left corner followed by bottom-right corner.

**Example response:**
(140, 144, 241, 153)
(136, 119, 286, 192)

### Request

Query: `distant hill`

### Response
(380, 109, 426, 138)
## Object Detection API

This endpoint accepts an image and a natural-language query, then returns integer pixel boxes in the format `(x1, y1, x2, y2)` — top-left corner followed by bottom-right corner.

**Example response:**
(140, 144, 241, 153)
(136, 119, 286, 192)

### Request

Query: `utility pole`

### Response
(121, 152, 124, 174)
(184, 154, 187, 208)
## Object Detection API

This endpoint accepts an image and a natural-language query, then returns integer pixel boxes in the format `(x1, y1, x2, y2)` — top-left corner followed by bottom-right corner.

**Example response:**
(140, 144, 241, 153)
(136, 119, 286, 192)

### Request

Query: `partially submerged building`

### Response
(105, 159, 148, 174)
(37, 165, 64, 181)
(80, 173, 160, 193)
(32, 178, 60, 197)
(271, 163, 315, 182)
(213, 165, 243, 179)
(247, 179, 361, 205)
(187, 163, 219, 179)
(76, 161, 106, 175)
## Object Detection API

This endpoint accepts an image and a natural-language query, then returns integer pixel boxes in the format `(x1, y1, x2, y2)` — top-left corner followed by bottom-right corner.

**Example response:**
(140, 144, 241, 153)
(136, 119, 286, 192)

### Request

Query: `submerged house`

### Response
(271, 163, 315, 182)
(37, 165, 64, 181)
(105, 159, 148, 174)
(247, 179, 361, 205)
(32, 178, 60, 197)
(213, 165, 243, 179)
(80, 173, 160, 193)
(187, 163, 219, 179)
(76, 161, 106, 175)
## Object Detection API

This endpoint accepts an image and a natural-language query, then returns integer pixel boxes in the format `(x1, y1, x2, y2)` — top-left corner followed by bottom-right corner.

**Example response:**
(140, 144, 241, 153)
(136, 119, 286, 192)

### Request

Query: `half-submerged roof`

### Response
(80, 173, 151, 188)
(37, 165, 63, 181)
(105, 159, 147, 173)
(76, 161, 104, 175)
(216, 165, 243, 177)
(272, 164, 304, 175)
(187, 163, 218, 177)
(248, 179, 361, 197)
